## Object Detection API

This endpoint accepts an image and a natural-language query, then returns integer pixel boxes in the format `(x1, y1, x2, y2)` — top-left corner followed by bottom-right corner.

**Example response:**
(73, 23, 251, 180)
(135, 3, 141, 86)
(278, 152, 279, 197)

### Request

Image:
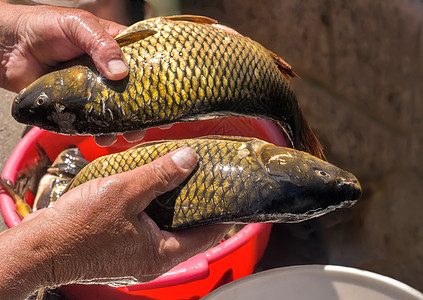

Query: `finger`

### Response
(98, 18, 127, 37)
(21, 208, 48, 223)
(4, 51, 51, 92)
(122, 130, 146, 143)
(158, 124, 173, 130)
(94, 135, 117, 147)
(61, 11, 128, 80)
(119, 147, 198, 213)
(162, 224, 233, 260)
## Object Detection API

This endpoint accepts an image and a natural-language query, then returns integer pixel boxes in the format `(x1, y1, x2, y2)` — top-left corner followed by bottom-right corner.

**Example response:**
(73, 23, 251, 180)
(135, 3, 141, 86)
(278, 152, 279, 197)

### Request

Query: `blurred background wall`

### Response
(1, 0, 422, 291)
(177, 0, 422, 290)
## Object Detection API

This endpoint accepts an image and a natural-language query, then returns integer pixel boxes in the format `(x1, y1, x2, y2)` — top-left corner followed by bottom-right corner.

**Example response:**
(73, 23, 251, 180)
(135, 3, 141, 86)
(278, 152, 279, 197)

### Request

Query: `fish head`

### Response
(260, 145, 362, 219)
(12, 66, 93, 134)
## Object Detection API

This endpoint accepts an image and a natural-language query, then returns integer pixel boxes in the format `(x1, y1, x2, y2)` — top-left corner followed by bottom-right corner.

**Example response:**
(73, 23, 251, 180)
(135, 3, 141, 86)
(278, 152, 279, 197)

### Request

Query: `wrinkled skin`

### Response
(0, 3, 127, 92)
(0, 6, 230, 300)
(0, 2, 146, 144)
(0, 147, 231, 300)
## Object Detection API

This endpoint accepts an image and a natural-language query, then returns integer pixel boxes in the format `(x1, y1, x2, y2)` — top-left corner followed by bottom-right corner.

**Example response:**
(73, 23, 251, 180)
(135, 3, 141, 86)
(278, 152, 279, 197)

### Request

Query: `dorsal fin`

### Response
(164, 15, 218, 25)
(268, 50, 298, 80)
(115, 29, 157, 47)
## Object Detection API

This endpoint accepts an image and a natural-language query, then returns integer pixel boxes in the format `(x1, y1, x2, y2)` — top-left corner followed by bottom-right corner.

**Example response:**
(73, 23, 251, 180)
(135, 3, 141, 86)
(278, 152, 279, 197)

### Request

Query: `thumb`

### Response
(21, 208, 47, 223)
(61, 11, 128, 80)
(118, 147, 198, 214)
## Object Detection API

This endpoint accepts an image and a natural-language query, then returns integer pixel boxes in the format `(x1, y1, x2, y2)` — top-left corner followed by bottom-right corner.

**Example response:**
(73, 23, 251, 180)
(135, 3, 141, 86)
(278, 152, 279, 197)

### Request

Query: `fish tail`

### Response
(296, 110, 326, 160)
(0, 178, 32, 219)
(268, 49, 324, 159)
(277, 107, 325, 160)
(268, 50, 298, 80)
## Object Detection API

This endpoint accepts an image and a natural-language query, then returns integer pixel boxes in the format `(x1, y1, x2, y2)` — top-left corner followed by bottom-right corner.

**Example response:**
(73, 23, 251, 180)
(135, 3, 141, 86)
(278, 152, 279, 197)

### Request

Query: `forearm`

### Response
(0, 214, 55, 300)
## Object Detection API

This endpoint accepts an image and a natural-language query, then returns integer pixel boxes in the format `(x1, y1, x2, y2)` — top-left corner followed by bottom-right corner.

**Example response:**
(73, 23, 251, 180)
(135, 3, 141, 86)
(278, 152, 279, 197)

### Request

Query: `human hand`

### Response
(25, 147, 230, 287)
(0, 2, 128, 92)
(94, 130, 147, 147)
(93, 124, 174, 147)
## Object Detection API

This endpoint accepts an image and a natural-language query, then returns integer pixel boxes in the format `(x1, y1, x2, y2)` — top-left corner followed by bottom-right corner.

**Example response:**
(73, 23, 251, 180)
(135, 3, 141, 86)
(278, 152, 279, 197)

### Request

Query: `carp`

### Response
(64, 136, 361, 230)
(12, 15, 324, 158)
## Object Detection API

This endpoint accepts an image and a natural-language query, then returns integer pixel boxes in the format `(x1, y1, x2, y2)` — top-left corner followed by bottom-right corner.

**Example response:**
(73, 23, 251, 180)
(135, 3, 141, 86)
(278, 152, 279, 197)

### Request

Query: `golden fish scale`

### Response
(67, 138, 276, 229)
(87, 18, 282, 124)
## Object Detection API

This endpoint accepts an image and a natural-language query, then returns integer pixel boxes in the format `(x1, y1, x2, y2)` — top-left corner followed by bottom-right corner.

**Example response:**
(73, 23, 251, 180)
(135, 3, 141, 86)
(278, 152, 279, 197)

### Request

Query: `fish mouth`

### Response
(346, 185, 362, 201)
(336, 177, 362, 201)
(11, 89, 25, 121)
(49, 111, 77, 134)
(265, 199, 359, 223)
(257, 175, 362, 224)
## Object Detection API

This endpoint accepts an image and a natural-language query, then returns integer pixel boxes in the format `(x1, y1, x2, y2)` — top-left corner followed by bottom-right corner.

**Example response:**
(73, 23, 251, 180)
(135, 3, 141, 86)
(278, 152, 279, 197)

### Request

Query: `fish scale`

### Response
(99, 18, 281, 125)
(63, 136, 361, 230)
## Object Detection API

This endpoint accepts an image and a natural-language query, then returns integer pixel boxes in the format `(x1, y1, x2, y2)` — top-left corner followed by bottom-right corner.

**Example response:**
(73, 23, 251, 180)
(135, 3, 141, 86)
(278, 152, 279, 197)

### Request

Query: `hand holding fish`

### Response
(0, 1, 128, 92)
(0, 148, 231, 300)
(0, 1, 146, 145)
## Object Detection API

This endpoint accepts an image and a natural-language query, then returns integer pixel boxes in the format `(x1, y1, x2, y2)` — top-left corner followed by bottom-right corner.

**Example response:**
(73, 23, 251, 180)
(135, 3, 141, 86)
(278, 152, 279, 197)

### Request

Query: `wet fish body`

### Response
(33, 147, 89, 210)
(65, 136, 361, 230)
(0, 147, 89, 216)
(47, 147, 90, 178)
(32, 174, 70, 210)
(12, 15, 323, 158)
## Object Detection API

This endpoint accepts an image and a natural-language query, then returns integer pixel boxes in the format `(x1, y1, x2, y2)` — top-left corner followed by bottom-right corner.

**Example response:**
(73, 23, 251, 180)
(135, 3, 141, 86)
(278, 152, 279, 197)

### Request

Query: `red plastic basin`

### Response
(0, 117, 287, 300)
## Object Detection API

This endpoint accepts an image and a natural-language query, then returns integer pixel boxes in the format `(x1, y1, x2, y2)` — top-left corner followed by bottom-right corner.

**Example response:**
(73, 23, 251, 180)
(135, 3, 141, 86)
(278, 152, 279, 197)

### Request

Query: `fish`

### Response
(32, 174, 71, 211)
(0, 178, 32, 219)
(47, 147, 90, 178)
(33, 147, 89, 210)
(13, 143, 51, 198)
(12, 15, 324, 159)
(0, 147, 89, 217)
(63, 136, 361, 231)
(0, 144, 50, 218)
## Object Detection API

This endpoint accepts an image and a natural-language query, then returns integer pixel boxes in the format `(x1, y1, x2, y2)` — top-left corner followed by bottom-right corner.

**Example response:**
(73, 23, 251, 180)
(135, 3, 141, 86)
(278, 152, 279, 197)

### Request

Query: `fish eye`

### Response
(36, 93, 48, 106)
(315, 170, 330, 177)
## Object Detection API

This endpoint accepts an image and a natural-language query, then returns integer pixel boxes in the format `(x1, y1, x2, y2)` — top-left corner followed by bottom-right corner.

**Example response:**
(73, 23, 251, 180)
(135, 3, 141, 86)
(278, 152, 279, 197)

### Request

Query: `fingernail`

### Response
(107, 59, 128, 76)
(123, 130, 146, 142)
(171, 148, 198, 171)
(94, 135, 117, 147)
(158, 124, 173, 130)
